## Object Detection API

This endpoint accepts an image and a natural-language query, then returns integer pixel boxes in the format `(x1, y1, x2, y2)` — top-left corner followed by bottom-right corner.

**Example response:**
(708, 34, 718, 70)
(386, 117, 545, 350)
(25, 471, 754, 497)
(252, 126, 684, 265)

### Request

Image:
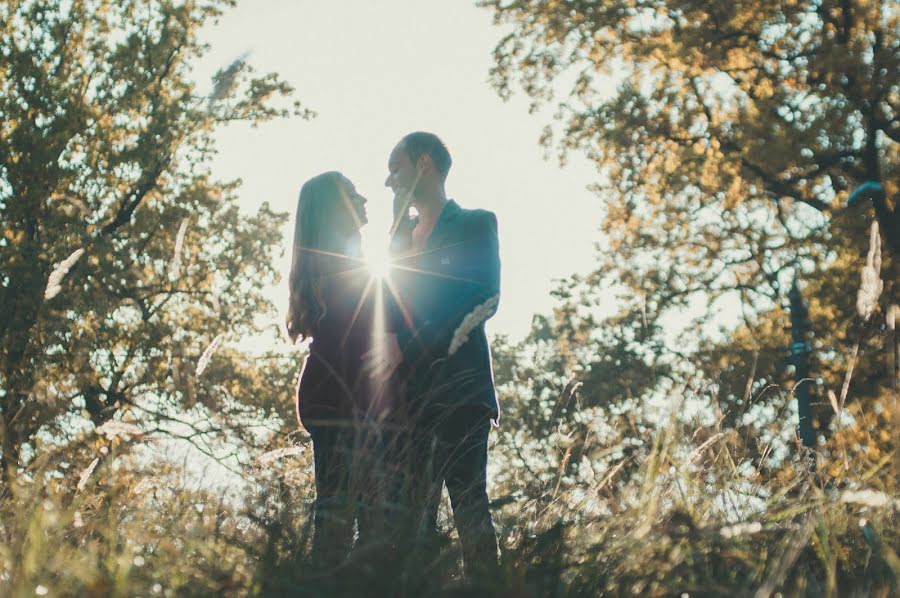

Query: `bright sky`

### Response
(196, 0, 611, 342)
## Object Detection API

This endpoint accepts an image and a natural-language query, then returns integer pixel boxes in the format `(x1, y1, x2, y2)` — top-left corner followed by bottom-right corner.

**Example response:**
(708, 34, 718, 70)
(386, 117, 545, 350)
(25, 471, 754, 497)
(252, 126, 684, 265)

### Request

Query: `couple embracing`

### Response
(286, 132, 500, 579)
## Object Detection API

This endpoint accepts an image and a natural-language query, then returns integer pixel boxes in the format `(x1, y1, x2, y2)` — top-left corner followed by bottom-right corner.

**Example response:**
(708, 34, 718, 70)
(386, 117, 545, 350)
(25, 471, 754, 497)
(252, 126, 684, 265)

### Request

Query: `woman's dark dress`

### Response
(295, 252, 398, 565)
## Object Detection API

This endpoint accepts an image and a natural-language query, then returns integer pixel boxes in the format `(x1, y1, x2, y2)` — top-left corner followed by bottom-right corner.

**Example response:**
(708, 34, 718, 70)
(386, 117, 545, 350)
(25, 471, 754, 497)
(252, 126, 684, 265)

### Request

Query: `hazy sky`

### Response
(195, 0, 612, 342)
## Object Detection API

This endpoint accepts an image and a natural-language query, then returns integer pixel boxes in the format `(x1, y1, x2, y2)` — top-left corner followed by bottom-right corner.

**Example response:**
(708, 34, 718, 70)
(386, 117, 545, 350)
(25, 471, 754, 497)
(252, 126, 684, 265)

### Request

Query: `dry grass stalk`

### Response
(195, 334, 224, 376)
(76, 458, 100, 492)
(838, 342, 860, 413)
(827, 389, 841, 419)
(753, 515, 814, 598)
(856, 221, 882, 320)
(687, 431, 726, 463)
(448, 294, 500, 356)
(169, 218, 189, 280)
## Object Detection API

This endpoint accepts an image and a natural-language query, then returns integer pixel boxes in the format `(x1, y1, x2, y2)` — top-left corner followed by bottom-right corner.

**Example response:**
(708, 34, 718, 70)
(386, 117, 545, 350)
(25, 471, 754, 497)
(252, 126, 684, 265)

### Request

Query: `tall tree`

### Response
(479, 0, 898, 436)
(480, 0, 897, 310)
(0, 0, 310, 487)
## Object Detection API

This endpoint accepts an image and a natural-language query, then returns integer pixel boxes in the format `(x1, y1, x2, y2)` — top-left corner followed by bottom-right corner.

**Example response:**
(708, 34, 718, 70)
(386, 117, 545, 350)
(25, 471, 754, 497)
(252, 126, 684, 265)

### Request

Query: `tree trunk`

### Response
(789, 280, 815, 451)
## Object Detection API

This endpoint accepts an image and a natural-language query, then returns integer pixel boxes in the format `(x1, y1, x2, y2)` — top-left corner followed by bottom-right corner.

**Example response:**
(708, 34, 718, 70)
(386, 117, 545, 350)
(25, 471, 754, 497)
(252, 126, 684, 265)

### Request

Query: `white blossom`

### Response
(44, 247, 85, 300)
(95, 420, 144, 441)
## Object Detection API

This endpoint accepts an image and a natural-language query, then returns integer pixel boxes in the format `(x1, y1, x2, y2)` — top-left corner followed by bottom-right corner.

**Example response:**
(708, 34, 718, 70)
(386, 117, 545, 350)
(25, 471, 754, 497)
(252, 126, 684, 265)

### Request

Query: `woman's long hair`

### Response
(286, 171, 355, 343)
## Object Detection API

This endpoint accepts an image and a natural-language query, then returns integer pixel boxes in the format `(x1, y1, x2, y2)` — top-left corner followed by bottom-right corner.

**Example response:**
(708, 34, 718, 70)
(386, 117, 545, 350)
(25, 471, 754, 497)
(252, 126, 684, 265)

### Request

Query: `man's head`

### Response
(385, 131, 452, 200)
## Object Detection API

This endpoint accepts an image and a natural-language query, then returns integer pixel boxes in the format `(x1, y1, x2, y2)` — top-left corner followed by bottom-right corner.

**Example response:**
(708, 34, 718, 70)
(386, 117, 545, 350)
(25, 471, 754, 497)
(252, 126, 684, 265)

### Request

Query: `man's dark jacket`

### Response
(390, 199, 500, 419)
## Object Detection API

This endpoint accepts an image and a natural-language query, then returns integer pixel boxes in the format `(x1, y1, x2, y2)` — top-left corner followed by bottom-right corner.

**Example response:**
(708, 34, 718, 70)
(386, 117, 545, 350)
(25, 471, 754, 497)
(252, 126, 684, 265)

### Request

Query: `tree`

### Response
(480, 0, 898, 448)
(0, 0, 310, 488)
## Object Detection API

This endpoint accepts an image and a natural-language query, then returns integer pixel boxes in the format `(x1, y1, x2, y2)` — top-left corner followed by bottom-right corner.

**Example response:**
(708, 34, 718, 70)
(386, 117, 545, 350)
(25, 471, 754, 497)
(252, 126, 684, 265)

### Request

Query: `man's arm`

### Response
(397, 210, 500, 363)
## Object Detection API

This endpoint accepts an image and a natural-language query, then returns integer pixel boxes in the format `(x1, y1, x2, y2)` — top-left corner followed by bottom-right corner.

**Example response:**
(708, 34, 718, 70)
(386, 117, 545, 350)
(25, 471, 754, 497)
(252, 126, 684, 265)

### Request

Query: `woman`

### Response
(286, 171, 382, 568)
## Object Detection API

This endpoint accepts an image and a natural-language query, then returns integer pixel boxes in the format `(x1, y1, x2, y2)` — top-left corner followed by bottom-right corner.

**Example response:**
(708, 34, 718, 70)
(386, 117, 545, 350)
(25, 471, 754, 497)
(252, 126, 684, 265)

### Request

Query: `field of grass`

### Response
(2, 393, 896, 598)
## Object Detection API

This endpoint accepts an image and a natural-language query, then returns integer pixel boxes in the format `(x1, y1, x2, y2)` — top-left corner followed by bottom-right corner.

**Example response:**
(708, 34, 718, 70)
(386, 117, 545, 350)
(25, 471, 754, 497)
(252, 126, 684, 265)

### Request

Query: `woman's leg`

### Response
(309, 424, 355, 569)
(349, 418, 384, 550)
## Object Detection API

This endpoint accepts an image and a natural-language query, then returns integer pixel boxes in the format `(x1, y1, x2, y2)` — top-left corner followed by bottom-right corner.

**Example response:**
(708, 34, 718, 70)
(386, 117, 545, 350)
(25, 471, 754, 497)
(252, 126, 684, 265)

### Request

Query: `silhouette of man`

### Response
(384, 131, 501, 578)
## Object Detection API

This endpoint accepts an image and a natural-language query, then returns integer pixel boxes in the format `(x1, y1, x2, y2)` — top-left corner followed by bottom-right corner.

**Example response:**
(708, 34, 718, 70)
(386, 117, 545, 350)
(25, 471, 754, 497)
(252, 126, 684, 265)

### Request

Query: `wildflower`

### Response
(856, 221, 882, 320)
(73, 511, 84, 528)
(169, 218, 189, 280)
(44, 247, 85, 300)
(195, 334, 224, 376)
(35, 586, 48, 596)
(448, 294, 500, 356)
(95, 420, 144, 441)
(76, 458, 99, 492)
(720, 521, 762, 539)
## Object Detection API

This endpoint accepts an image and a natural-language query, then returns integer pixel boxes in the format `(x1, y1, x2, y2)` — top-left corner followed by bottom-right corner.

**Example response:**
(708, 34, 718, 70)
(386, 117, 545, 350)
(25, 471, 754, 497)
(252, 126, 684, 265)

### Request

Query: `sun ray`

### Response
(380, 271, 414, 329)
(339, 274, 376, 349)
(362, 279, 389, 420)
(387, 262, 482, 285)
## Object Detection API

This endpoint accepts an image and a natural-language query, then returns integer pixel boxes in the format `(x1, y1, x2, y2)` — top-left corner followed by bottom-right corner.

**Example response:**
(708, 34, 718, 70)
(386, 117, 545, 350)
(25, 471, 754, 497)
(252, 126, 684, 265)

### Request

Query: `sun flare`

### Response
(363, 240, 391, 280)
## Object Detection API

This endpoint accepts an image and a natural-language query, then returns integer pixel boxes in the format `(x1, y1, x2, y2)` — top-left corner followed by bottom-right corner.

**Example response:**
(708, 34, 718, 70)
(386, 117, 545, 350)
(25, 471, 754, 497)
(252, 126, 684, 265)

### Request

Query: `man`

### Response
(384, 131, 500, 578)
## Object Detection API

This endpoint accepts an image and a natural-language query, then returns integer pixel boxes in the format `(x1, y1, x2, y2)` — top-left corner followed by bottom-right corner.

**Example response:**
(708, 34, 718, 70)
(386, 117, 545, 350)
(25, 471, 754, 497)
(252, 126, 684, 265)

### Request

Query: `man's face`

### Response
(384, 144, 418, 196)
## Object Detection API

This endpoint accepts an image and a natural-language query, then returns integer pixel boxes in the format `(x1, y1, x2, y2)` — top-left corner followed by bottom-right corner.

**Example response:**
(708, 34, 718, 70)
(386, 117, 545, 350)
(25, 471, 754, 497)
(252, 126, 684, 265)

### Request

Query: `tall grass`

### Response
(1, 385, 896, 597)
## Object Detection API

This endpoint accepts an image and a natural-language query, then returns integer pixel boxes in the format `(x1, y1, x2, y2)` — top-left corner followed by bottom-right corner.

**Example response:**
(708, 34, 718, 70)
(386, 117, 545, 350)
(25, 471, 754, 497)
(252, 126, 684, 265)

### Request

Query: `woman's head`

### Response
(286, 172, 368, 342)
(296, 172, 367, 250)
